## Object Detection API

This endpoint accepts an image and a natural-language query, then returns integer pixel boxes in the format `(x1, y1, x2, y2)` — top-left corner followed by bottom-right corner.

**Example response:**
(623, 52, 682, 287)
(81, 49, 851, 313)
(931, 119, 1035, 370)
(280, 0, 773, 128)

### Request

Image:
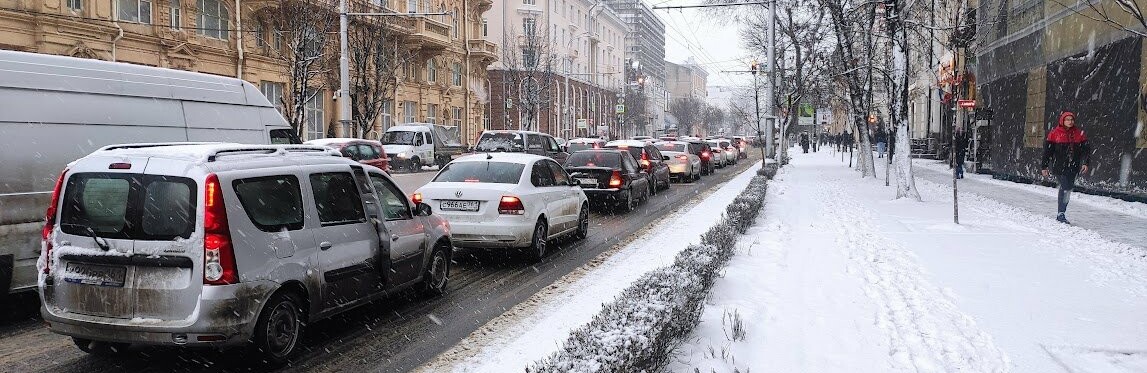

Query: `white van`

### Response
(0, 50, 299, 300)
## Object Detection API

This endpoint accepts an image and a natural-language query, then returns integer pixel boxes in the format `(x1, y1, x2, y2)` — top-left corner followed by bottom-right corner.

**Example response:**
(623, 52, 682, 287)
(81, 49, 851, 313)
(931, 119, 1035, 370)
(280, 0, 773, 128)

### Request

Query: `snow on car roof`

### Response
(304, 138, 363, 146)
(605, 140, 648, 147)
(86, 143, 343, 163)
(453, 152, 549, 164)
(568, 138, 606, 143)
(387, 125, 432, 132)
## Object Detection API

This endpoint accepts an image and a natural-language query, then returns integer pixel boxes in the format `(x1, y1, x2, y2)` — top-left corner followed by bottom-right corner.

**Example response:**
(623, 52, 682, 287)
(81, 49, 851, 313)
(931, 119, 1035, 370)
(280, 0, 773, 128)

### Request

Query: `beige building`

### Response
(0, 0, 498, 143)
(665, 58, 706, 101)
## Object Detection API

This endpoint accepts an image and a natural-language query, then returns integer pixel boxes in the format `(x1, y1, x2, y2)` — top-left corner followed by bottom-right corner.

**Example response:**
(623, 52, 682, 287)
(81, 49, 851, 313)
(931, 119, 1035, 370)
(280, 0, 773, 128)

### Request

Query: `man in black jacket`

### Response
(1041, 111, 1091, 224)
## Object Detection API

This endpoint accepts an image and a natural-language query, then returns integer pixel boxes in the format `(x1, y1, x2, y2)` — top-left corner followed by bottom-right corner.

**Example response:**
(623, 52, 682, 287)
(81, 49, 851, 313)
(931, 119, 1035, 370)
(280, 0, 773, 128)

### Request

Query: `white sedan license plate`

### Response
(577, 178, 598, 186)
(64, 262, 126, 287)
(441, 200, 480, 211)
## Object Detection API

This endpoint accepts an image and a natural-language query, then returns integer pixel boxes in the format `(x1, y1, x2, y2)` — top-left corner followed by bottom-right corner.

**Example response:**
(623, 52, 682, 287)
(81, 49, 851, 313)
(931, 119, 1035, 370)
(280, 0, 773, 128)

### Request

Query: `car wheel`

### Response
(420, 245, 450, 296)
(251, 292, 305, 366)
(619, 190, 635, 212)
(408, 157, 421, 173)
(530, 220, 548, 261)
(73, 337, 130, 356)
(574, 205, 589, 240)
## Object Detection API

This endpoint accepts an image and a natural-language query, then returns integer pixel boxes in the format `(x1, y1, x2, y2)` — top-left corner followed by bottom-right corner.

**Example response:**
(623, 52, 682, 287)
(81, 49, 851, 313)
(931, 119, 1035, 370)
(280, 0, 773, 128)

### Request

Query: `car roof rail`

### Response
(97, 142, 225, 152)
(205, 145, 336, 162)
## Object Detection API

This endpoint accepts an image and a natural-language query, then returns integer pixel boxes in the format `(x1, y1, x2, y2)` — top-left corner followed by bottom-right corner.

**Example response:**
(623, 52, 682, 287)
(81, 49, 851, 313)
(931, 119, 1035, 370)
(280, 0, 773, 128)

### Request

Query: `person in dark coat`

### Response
(874, 129, 888, 158)
(799, 132, 810, 153)
(953, 129, 969, 179)
(1041, 111, 1091, 224)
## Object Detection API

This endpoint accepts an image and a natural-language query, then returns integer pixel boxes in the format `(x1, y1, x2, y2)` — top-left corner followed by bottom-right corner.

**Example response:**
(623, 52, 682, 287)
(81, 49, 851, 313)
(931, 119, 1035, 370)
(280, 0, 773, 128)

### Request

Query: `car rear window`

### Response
(434, 161, 525, 184)
(607, 145, 643, 160)
(233, 175, 305, 232)
(567, 143, 598, 153)
(60, 173, 195, 240)
(566, 152, 621, 168)
(475, 133, 525, 152)
(655, 143, 687, 152)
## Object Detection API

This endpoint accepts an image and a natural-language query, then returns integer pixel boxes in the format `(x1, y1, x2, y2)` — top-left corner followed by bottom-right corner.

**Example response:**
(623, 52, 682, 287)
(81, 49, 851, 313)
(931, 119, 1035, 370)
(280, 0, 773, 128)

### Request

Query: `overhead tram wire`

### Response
(660, 11, 741, 87)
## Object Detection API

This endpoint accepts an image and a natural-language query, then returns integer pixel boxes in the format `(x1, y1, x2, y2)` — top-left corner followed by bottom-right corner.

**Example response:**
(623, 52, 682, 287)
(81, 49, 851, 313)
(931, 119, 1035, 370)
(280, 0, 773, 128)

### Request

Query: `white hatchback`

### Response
(415, 153, 590, 261)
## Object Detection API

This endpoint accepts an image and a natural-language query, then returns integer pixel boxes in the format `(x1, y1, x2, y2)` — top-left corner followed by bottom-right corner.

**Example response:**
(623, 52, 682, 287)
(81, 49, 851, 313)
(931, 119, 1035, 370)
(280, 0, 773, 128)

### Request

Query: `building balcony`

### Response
(406, 16, 452, 52)
(468, 39, 498, 63)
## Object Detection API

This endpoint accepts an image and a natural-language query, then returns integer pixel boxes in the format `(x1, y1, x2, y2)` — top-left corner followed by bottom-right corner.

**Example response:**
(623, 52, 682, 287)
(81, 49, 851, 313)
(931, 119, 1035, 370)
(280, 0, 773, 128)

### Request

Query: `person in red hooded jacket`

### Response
(1041, 112, 1091, 224)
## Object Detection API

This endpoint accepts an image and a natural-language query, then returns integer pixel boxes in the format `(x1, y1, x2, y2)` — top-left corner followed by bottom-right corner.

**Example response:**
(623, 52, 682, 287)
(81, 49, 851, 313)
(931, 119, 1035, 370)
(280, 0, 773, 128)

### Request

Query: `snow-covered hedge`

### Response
(526, 174, 771, 373)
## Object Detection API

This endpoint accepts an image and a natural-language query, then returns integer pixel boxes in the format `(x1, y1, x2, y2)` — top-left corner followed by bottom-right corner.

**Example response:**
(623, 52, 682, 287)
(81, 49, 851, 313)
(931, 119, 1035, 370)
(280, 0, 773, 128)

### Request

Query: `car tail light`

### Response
(640, 152, 651, 169)
(676, 155, 688, 161)
(412, 192, 423, 205)
(608, 170, 623, 188)
(701, 151, 711, 160)
(203, 173, 238, 285)
(498, 196, 525, 215)
(41, 169, 67, 275)
(108, 162, 132, 170)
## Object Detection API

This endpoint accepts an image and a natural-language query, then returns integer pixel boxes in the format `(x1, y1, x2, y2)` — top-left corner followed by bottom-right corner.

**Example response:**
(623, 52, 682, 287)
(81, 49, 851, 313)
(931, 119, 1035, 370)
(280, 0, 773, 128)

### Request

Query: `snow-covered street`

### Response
(672, 150, 1147, 373)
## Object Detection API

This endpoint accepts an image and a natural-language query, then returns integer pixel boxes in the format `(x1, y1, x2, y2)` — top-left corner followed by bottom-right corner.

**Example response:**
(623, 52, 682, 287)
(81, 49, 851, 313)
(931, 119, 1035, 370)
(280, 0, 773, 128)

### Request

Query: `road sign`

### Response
(957, 99, 975, 108)
(615, 104, 625, 114)
(576, 119, 588, 129)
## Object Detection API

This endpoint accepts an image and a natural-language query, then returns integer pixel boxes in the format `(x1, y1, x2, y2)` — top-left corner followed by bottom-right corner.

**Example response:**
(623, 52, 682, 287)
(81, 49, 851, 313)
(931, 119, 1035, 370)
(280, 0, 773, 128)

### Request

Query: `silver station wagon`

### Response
(38, 143, 452, 365)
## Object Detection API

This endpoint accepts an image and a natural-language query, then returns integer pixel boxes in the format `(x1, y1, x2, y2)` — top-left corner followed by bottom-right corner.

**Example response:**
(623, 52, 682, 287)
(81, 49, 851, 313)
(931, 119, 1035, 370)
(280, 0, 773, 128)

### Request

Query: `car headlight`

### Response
(397, 152, 411, 159)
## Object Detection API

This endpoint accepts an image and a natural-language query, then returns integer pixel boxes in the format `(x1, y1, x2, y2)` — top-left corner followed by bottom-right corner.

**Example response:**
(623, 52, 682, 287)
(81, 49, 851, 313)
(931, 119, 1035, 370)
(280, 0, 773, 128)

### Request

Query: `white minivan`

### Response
(0, 50, 298, 300)
(39, 143, 452, 364)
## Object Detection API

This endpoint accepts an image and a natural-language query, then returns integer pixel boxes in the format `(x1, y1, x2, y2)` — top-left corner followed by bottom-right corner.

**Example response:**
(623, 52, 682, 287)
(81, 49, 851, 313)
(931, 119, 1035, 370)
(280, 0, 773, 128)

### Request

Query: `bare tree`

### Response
(669, 96, 705, 136)
(341, 1, 413, 139)
(501, 21, 558, 132)
(883, 0, 922, 200)
(820, 0, 879, 177)
(271, 0, 337, 139)
(726, 95, 755, 136)
(703, 104, 726, 135)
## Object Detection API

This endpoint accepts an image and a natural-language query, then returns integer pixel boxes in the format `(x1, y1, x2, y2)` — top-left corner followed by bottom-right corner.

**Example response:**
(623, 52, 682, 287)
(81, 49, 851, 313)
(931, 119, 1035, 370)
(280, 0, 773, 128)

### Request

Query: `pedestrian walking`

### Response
(875, 128, 888, 158)
(954, 128, 968, 179)
(1041, 111, 1091, 224)
(800, 132, 810, 153)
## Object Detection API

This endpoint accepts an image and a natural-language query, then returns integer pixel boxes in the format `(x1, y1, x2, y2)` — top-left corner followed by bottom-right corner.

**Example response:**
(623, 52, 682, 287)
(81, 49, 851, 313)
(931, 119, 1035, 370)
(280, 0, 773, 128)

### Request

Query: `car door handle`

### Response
(320, 241, 333, 250)
(391, 234, 400, 241)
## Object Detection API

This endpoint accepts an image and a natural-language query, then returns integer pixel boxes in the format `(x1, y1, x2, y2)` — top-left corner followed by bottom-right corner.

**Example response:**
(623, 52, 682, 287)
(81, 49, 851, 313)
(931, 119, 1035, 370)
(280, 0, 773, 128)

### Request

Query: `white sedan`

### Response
(415, 153, 590, 261)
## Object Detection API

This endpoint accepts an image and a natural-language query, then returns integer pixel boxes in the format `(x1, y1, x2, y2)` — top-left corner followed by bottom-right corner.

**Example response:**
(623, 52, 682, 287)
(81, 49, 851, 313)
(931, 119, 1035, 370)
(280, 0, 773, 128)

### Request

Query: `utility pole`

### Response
(766, 2, 777, 159)
(752, 62, 766, 164)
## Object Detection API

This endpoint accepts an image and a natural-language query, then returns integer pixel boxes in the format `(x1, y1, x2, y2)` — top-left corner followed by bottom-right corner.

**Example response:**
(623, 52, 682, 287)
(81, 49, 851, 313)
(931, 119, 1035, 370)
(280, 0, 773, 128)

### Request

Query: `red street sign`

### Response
(957, 99, 976, 108)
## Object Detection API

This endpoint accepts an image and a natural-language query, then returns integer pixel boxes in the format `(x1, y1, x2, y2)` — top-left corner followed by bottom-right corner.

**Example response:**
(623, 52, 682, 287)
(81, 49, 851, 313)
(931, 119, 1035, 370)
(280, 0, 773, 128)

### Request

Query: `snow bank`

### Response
(525, 170, 771, 372)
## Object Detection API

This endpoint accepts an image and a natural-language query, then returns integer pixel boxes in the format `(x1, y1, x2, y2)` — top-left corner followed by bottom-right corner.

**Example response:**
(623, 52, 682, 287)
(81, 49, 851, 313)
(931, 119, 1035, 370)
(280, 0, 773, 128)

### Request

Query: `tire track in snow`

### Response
(814, 173, 1011, 373)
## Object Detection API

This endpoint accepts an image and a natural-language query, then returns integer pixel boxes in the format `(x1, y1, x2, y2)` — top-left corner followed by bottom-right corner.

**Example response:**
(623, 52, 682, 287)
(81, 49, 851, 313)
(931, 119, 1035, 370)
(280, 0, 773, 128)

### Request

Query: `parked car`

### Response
(305, 138, 391, 172)
(474, 130, 570, 164)
(415, 153, 588, 261)
(566, 138, 607, 153)
(39, 143, 452, 365)
(716, 139, 740, 164)
(0, 50, 300, 301)
(604, 140, 671, 194)
(662, 151, 701, 182)
(656, 141, 715, 175)
(565, 150, 651, 212)
(381, 123, 466, 172)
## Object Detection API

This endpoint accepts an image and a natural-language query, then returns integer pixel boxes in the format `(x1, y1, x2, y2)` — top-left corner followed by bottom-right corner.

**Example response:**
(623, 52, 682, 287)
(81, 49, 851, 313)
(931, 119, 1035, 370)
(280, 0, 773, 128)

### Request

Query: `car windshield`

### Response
(566, 152, 621, 168)
(382, 131, 417, 145)
(475, 133, 525, 152)
(433, 161, 525, 184)
(656, 143, 687, 152)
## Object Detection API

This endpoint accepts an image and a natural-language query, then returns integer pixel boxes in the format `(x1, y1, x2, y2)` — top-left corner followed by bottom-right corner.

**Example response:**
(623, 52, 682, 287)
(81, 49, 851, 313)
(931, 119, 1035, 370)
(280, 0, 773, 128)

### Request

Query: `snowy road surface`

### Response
(672, 150, 1147, 373)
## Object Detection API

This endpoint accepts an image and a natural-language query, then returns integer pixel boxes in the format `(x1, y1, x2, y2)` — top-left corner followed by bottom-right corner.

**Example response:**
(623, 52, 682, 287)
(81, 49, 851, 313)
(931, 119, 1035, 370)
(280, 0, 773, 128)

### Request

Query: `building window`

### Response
(452, 106, 463, 128)
(253, 22, 265, 46)
(426, 59, 437, 83)
(523, 18, 536, 38)
(482, 18, 488, 37)
(407, 0, 417, 13)
(197, 0, 228, 39)
(68, 0, 82, 11)
(272, 25, 282, 50)
(117, 0, 152, 24)
(452, 8, 459, 38)
(304, 91, 325, 140)
(382, 100, 393, 130)
(451, 63, 462, 86)
(523, 0, 534, 5)
(522, 48, 537, 67)
(260, 81, 285, 113)
(427, 104, 438, 124)
(170, 0, 180, 29)
(404, 100, 418, 123)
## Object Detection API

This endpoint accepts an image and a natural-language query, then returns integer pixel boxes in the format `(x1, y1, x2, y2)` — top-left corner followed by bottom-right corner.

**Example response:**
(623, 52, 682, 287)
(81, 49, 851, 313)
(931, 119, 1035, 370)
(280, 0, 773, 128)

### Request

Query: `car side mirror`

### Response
(570, 178, 581, 187)
(662, 155, 670, 161)
(415, 202, 433, 216)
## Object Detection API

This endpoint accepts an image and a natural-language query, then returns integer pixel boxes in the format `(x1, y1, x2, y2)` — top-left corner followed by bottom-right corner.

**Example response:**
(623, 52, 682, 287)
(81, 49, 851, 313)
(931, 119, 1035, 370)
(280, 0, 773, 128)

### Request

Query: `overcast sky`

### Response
(651, 0, 755, 95)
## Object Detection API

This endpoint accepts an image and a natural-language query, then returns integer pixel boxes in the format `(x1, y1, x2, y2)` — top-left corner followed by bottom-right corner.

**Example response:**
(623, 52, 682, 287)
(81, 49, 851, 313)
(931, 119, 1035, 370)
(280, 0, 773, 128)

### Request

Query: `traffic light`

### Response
(751, 60, 759, 73)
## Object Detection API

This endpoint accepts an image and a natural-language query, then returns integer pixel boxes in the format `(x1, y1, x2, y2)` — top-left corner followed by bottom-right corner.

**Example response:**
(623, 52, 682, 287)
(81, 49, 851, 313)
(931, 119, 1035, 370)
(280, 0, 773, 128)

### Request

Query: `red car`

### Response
(304, 138, 391, 172)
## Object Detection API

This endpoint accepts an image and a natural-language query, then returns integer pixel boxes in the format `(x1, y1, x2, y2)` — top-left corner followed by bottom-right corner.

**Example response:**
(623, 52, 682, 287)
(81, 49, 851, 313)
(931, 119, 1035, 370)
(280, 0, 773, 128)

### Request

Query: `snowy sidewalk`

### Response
(911, 160, 1147, 249)
(670, 150, 1147, 373)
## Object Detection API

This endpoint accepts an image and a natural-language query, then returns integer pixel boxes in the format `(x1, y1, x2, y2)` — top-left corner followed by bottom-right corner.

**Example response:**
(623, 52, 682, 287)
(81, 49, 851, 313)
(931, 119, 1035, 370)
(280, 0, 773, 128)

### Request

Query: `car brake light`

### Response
(701, 151, 711, 160)
(608, 170, 623, 188)
(640, 152, 651, 169)
(41, 169, 67, 275)
(498, 196, 525, 215)
(108, 162, 131, 170)
(412, 192, 423, 205)
(203, 173, 238, 285)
